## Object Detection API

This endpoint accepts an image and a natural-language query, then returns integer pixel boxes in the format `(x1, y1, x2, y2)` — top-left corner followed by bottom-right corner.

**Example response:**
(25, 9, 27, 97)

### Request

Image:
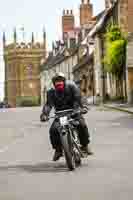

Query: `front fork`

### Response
(59, 126, 73, 152)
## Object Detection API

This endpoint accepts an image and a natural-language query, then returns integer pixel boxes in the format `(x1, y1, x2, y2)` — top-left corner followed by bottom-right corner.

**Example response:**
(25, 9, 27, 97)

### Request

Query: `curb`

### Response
(103, 105, 133, 115)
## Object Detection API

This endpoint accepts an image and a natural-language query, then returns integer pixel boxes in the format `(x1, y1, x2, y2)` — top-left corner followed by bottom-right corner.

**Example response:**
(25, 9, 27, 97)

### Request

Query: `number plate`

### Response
(60, 116, 68, 126)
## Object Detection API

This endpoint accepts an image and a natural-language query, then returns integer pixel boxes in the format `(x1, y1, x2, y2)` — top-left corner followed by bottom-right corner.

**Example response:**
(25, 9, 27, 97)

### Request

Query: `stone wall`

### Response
(4, 44, 46, 107)
(118, 0, 128, 32)
(128, 0, 133, 32)
(126, 34, 133, 103)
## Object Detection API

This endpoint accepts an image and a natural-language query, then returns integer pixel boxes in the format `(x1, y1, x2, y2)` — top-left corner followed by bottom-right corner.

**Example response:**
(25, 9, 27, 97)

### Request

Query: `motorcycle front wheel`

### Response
(60, 130, 75, 171)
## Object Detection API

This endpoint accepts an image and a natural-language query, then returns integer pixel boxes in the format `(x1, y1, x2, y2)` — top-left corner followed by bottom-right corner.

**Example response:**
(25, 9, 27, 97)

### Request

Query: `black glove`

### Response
(81, 107, 88, 114)
(71, 110, 80, 118)
(40, 113, 48, 122)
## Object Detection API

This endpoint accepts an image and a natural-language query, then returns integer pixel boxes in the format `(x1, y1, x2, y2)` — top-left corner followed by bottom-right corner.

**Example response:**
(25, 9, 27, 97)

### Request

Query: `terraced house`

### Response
(40, 0, 133, 105)
(40, 42, 79, 104)
(74, 0, 133, 104)
(40, 0, 96, 104)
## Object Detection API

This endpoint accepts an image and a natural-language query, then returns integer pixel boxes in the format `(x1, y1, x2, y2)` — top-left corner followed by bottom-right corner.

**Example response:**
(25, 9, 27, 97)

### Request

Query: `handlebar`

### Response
(40, 109, 85, 123)
(55, 109, 74, 115)
(48, 109, 82, 120)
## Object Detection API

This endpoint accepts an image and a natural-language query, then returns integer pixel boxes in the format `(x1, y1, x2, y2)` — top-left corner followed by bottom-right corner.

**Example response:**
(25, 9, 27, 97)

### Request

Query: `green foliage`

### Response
(106, 26, 122, 42)
(17, 96, 40, 107)
(104, 25, 127, 78)
(104, 39, 126, 76)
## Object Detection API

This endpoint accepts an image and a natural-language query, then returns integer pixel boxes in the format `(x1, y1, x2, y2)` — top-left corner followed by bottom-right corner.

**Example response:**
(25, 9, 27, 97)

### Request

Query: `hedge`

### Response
(16, 96, 40, 107)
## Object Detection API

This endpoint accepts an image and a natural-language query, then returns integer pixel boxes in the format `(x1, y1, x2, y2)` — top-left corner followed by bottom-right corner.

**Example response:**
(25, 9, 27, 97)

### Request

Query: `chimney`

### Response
(105, 0, 115, 9)
(105, 0, 110, 8)
(62, 9, 75, 41)
(80, 0, 93, 26)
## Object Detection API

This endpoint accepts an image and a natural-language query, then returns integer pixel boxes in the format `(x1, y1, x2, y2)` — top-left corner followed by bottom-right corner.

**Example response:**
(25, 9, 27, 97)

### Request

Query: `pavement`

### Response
(87, 96, 133, 114)
(103, 102, 133, 115)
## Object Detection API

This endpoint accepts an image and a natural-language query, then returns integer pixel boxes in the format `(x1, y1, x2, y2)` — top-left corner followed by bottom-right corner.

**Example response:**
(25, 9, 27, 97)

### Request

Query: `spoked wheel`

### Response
(60, 131, 76, 171)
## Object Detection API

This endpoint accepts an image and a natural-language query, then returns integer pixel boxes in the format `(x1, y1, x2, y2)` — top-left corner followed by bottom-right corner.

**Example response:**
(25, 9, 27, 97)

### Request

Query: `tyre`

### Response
(74, 150, 81, 167)
(60, 131, 75, 171)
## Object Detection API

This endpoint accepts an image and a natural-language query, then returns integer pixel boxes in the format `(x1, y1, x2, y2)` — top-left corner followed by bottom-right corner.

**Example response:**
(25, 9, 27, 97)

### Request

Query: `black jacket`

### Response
(42, 80, 85, 115)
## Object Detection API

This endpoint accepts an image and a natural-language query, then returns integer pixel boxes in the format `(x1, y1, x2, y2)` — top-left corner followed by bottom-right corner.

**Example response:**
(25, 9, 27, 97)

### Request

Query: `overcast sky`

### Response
(0, 0, 105, 100)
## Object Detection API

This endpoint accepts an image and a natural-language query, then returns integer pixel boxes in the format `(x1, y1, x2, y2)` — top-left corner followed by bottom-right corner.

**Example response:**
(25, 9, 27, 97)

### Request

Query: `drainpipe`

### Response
(124, 41, 127, 102)
(99, 35, 105, 104)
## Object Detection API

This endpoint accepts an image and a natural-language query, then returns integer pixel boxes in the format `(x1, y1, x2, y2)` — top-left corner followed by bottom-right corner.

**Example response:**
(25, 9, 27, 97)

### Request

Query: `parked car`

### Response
(0, 102, 11, 108)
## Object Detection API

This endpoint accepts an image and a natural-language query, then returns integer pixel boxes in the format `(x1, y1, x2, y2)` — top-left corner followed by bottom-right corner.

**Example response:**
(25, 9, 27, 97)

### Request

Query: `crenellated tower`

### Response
(3, 29, 46, 107)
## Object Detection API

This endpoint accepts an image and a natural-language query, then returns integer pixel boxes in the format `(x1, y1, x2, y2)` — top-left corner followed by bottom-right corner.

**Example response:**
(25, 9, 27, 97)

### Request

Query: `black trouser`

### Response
(49, 116, 90, 150)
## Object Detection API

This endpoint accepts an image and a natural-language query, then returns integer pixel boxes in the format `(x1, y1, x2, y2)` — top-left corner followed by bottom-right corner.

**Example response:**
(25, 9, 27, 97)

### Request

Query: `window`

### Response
(24, 65, 32, 77)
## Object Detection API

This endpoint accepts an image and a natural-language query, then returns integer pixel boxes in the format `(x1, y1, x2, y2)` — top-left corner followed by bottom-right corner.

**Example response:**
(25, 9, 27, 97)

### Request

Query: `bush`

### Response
(17, 96, 40, 107)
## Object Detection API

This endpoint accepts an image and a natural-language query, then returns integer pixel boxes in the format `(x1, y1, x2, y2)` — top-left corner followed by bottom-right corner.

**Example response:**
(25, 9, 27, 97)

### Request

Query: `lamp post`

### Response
(124, 42, 127, 102)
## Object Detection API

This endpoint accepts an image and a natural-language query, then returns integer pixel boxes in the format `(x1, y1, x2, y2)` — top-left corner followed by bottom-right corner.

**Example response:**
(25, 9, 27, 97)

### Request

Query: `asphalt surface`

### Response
(0, 106, 133, 200)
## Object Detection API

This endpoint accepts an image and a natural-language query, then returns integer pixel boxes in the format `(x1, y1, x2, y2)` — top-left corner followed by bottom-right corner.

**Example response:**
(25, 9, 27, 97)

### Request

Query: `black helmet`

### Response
(52, 72, 66, 84)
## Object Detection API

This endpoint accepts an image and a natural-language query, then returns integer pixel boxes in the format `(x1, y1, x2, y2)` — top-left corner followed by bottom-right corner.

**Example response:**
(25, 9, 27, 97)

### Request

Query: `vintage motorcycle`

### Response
(48, 109, 85, 171)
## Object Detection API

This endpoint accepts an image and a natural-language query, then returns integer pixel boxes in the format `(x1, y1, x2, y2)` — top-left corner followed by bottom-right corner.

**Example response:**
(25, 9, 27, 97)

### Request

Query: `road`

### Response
(0, 106, 133, 200)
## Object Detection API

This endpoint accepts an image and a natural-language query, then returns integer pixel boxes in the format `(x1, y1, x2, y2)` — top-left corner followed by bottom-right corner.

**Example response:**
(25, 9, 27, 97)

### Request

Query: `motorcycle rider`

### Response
(40, 72, 93, 161)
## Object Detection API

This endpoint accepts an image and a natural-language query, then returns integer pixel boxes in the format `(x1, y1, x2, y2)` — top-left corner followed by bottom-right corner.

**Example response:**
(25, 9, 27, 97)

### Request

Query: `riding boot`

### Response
(53, 147, 63, 161)
(80, 145, 93, 155)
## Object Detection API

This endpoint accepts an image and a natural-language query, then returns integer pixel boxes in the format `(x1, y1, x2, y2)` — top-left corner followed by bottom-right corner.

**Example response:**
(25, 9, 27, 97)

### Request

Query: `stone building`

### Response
(73, 44, 94, 97)
(71, 0, 98, 99)
(107, 0, 133, 103)
(117, 0, 133, 103)
(3, 29, 46, 107)
(73, 1, 119, 103)
(40, 44, 78, 104)
(40, 0, 95, 104)
(126, 33, 133, 103)
(80, 0, 133, 103)
(92, 4, 119, 102)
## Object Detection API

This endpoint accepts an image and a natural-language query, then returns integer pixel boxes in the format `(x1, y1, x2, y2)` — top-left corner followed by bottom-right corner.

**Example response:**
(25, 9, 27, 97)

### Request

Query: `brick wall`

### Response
(80, 0, 93, 26)
(62, 10, 75, 39)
